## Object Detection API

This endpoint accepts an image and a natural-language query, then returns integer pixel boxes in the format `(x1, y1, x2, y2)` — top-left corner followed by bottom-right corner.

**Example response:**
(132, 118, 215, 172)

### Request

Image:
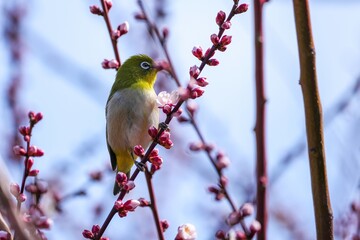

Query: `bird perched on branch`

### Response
(106, 54, 160, 195)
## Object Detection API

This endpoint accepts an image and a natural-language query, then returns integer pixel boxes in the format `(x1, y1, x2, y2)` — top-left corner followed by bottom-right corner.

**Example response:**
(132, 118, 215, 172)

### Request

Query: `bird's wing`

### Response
(106, 123, 117, 171)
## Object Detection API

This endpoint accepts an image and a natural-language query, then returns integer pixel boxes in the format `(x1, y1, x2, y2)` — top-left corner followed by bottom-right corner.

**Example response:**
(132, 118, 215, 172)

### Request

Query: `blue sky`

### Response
(1, 0, 360, 239)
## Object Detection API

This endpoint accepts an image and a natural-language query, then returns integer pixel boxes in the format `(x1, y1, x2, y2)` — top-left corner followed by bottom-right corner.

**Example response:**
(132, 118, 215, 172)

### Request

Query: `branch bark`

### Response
(254, 0, 268, 239)
(292, 1, 334, 239)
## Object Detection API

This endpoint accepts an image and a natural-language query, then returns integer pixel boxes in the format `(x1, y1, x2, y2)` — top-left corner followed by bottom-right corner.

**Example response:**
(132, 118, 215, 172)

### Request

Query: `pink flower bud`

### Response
(210, 34, 220, 45)
(28, 169, 39, 177)
(221, 21, 231, 30)
(239, 203, 254, 217)
(150, 148, 159, 157)
(196, 77, 209, 87)
(28, 146, 37, 156)
(134, 12, 146, 20)
(235, 231, 247, 240)
(92, 224, 101, 234)
(116, 172, 128, 185)
(34, 112, 43, 123)
(150, 164, 161, 174)
(162, 139, 173, 149)
(150, 155, 163, 167)
(13, 145, 26, 156)
(227, 211, 241, 226)
(192, 46, 203, 60)
(104, 0, 112, 10)
(26, 158, 34, 171)
(161, 220, 169, 232)
(208, 186, 219, 194)
(207, 58, 220, 66)
(235, 4, 249, 14)
(102, 59, 119, 69)
(28, 111, 35, 120)
(216, 11, 226, 26)
(220, 176, 228, 187)
(123, 180, 135, 191)
(24, 135, 30, 142)
(148, 126, 158, 138)
(28, 146, 44, 157)
(36, 217, 53, 229)
(189, 142, 204, 151)
(17, 193, 26, 203)
(162, 104, 172, 114)
(82, 229, 94, 239)
(189, 65, 200, 79)
(18, 126, 29, 136)
(138, 198, 150, 207)
(162, 27, 169, 39)
(159, 131, 170, 143)
(10, 183, 20, 197)
(215, 230, 226, 239)
(114, 200, 123, 211)
(190, 87, 204, 99)
(220, 35, 232, 46)
(118, 21, 129, 35)
(175, 223, 197, 240)
(89, 5, 103, 15)
(154, 60, 170, 71)
(90, 170, 103, 181)
(111, 30, 121, 40)
(249, 220, 261, 237)
(133, 145, 145, 157)
(123, 199, 140, 211)
(108, 59, 119, 69)
(204, 143, 215, 152)
(216, 152, 230, 170)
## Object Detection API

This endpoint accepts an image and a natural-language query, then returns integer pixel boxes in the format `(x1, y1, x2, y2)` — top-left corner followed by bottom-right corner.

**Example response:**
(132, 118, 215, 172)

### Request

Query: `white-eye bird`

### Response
(106, 54, 160, 195)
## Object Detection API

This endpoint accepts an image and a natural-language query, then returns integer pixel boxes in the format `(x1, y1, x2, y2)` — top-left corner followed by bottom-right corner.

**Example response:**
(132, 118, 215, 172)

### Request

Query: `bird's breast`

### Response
(106, 88, 159, 152)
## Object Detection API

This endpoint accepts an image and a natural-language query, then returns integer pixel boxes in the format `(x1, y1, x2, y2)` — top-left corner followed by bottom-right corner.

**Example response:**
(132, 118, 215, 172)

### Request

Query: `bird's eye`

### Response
(140, 61, 151, 70)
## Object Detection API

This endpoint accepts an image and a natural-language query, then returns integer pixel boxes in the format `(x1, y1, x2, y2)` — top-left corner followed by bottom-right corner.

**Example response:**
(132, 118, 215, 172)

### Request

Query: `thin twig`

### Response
(292, 0, 334, 239)
(99, 0, 121, 66)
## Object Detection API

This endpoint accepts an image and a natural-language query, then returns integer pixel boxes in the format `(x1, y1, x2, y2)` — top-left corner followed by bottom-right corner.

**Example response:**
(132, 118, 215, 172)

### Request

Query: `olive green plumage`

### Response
(106, 55, 160, 195)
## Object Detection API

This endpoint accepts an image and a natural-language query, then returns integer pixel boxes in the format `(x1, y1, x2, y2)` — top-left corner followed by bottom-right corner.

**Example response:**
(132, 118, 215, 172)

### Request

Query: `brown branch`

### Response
(99, 0, 121, 66)
(144, 167, 164, 240)
(292, 1, 334, 239)
(254, 0, 268, 239)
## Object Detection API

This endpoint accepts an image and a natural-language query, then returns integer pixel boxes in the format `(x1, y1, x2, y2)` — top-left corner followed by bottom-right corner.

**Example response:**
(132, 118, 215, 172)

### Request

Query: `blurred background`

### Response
(0, 0, 359, 239)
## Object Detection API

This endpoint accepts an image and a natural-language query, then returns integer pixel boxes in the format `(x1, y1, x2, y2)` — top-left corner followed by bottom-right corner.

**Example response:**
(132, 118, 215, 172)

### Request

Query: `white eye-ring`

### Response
(140, 61, 151, 70)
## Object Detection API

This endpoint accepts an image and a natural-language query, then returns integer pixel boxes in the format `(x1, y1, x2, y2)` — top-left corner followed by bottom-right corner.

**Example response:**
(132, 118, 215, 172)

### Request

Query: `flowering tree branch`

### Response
(253, 0, 268, 239)
(292, 0, 334, 239)
(87, 0, 258, 239)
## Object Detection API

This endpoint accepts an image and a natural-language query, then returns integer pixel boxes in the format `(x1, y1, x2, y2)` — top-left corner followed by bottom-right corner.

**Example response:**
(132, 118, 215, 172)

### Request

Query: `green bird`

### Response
(106, 54, 160, 195)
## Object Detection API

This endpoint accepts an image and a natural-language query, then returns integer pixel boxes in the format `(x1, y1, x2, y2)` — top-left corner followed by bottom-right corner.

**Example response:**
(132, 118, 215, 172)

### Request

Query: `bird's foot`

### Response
(158, 122, 169, 131)
(134, 161, 146, 172)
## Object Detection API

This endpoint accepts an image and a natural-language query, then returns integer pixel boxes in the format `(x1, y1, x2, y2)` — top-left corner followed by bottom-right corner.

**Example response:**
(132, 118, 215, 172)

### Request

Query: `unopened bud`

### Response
(89, 5, 103, 15)
(221, 21, 231, 30)
(216, 11, 226, 26)
(235, 4, 249, 14)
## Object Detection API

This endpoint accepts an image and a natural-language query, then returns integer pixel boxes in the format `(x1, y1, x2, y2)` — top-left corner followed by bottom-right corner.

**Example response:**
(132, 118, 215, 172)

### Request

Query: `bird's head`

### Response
(114, 54, 161, 90)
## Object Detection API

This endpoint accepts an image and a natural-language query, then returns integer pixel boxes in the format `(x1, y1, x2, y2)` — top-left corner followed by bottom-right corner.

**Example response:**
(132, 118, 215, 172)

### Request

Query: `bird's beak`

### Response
(153, 60, 170, 72)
